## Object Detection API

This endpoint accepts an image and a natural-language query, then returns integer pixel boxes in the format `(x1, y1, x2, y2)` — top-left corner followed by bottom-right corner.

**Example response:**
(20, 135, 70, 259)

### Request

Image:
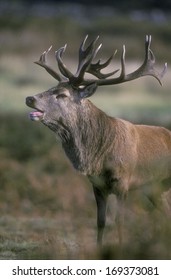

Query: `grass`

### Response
(1, 12, 171, 259)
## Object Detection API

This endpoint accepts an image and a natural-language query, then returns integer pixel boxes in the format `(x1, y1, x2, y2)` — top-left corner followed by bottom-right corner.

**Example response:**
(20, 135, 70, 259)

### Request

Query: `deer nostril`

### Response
(26, 96, 35, 107)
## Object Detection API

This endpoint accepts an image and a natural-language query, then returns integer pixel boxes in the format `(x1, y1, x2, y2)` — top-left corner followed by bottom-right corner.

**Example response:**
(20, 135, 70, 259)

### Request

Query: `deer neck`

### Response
(60, 100, 115, 175)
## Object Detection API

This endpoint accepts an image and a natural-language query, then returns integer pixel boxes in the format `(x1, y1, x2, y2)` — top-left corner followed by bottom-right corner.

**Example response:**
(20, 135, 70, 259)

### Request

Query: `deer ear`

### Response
(79, 83, 97, 99)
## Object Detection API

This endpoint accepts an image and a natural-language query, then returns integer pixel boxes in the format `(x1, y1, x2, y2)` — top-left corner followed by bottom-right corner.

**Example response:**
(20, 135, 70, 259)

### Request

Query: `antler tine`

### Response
(34, 46, 62, 81)
(55, 45, 74, 80)
(87, 50, 119, 79)
(120, 45, 126, 79)
(142, 35, 167, 85)
(79, 34, 89, 60)
(99, 50, 117, 68)
(160, 62, 167, 79)
(79, 35, 100, 61)
(75, 35, 101, 83)
(124, 35, 167, 85)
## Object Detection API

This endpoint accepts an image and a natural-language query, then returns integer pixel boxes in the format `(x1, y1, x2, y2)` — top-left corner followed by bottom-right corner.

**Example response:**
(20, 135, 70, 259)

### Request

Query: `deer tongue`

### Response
(29, 111, 43, 121)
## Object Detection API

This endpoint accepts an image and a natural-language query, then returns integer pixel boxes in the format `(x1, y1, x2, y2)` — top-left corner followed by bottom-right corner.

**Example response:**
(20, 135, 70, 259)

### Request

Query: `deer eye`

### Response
(56, 93, 67, 99)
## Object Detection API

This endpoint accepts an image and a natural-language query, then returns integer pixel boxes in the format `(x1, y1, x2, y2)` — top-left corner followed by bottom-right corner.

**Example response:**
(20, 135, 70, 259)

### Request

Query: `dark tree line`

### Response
(7, 0, 171, 12)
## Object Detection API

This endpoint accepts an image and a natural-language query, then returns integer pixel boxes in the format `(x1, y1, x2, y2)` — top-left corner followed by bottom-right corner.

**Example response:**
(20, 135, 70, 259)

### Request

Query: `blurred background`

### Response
(0, 0, 171, 259)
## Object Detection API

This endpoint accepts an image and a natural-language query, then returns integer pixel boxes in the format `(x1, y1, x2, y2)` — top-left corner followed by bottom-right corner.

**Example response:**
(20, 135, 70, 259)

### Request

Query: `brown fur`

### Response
(26, 83, 171, 246)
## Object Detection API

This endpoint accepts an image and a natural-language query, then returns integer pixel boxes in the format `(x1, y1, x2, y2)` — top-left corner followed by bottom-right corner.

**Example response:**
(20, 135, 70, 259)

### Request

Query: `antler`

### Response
(83, 35, 167, 86)
(34, 46, 62, 81)
(74, 35, 119, 85)
(55, 45, 74, 80)
(87, 50, 119, 79)
(35, 35, 167, 87)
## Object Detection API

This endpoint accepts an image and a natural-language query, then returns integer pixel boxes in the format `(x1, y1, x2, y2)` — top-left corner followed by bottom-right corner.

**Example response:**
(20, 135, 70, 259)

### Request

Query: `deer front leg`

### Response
(93, 186, 108, 246)
(116, 191, 127, 250)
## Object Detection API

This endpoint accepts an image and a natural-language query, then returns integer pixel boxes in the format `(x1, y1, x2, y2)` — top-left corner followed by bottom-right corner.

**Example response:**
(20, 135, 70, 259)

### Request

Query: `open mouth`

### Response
(29, 110, 44, 122)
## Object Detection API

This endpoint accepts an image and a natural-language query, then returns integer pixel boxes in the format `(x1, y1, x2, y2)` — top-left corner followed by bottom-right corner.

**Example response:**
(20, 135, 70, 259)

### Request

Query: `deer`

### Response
(26, 35, 169, 248)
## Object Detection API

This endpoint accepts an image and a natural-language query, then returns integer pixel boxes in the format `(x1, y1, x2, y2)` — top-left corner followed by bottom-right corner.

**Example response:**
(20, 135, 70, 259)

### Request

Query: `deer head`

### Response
(26, 35, 167, 138)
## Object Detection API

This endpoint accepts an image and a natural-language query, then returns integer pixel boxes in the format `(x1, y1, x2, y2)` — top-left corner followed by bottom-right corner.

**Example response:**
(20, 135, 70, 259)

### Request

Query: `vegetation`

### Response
(0, 5, 171, 259)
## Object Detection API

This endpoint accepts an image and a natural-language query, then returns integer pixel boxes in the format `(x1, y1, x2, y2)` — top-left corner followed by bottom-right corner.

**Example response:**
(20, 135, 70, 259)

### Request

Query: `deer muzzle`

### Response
(26, 96, 44, 122)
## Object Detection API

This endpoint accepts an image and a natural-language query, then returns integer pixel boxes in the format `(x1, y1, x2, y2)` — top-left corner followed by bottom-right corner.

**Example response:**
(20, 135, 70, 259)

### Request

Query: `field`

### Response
(1, 6, 171, 259)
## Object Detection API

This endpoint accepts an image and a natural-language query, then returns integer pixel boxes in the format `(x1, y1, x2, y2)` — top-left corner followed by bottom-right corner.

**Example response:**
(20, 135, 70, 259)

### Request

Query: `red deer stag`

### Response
(26, 35, 168, 247)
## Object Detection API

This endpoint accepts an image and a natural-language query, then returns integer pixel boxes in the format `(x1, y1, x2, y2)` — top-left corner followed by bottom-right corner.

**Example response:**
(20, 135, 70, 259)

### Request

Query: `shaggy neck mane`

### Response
(60, 100, 115, 175)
